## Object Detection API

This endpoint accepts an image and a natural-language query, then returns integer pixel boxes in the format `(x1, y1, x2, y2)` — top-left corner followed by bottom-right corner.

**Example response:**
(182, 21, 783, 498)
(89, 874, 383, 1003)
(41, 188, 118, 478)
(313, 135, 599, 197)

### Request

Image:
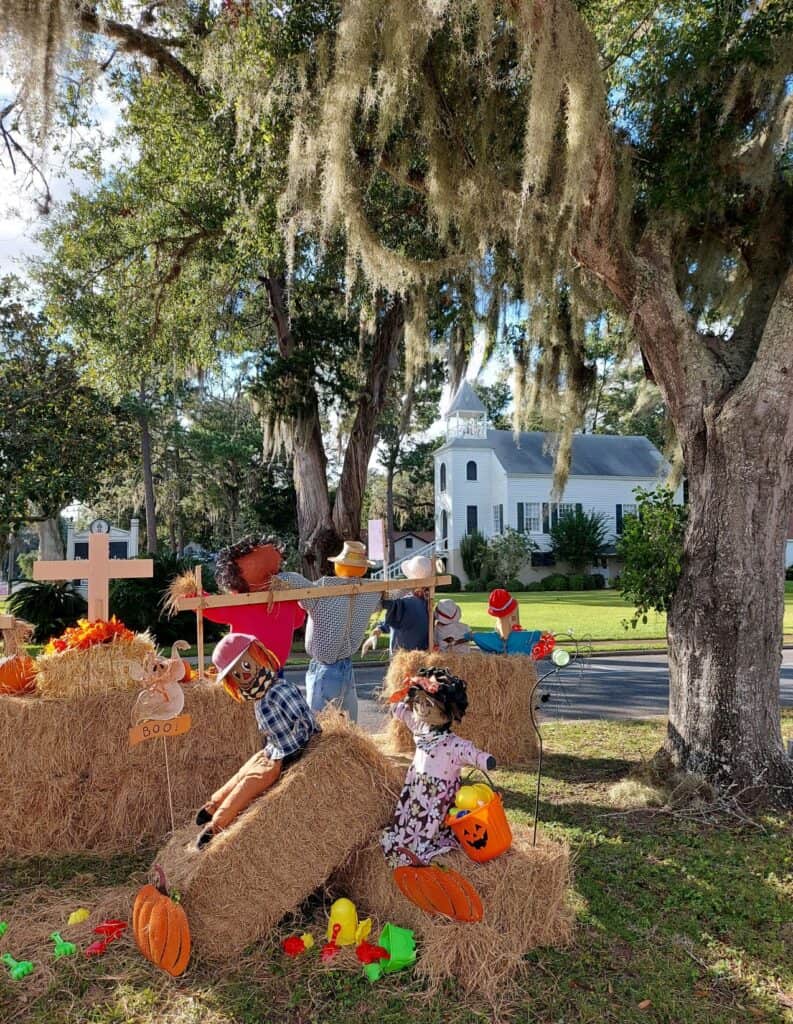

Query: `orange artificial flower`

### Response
(45, 616, 134, 654)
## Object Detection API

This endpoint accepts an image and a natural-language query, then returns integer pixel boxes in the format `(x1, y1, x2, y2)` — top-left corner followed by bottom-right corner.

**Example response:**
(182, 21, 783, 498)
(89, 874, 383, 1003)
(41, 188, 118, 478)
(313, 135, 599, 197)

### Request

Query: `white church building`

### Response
(435, 381, 679, 583)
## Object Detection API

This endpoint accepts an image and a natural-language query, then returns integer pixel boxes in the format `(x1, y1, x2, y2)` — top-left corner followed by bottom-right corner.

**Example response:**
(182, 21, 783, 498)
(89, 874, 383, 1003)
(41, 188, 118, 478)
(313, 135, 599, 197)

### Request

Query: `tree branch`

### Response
(77, 8, 201, 93)
(0, 101, 53, 213)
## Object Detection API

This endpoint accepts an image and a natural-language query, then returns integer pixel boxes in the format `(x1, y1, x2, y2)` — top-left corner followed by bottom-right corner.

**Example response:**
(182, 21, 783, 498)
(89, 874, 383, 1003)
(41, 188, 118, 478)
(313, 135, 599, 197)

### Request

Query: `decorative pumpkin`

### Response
(132, 864, 191, 977)
(393, 849, 483, 923)
(0, 654, 37, 695)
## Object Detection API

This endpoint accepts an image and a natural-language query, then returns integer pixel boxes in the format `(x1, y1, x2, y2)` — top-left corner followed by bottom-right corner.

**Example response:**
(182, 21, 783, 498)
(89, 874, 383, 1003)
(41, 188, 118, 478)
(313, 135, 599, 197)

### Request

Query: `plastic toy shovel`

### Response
(363, 923, 416, 982)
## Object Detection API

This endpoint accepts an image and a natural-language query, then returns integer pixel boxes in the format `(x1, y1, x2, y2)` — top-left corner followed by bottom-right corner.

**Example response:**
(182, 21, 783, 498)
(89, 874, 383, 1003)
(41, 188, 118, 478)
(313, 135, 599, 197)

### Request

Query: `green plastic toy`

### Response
(0, 921, 7, 938)
(363, 923, 416, 982)
(50, 932, 77, 958)
(2, 953, 35, 980)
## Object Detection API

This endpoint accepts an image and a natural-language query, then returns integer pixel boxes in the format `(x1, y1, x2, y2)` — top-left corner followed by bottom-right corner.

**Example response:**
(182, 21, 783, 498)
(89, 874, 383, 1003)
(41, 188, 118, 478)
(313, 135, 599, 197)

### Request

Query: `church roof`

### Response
(437, 430, 667, 478)
(446, 379, 487, 415)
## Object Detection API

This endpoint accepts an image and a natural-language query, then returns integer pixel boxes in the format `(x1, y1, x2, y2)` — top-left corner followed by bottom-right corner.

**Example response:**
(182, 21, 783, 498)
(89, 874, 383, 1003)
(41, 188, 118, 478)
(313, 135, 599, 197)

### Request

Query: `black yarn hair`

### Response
(215, 535, 285, 593)
(408, 666, 469, 723)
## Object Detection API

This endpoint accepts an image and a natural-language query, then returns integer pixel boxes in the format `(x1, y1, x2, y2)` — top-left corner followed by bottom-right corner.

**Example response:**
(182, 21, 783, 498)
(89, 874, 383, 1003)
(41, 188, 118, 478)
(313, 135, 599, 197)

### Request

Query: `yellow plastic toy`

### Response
(454, 783, 494, 811)
(327, 898, 372, 946)
(67, 908, 90, 926)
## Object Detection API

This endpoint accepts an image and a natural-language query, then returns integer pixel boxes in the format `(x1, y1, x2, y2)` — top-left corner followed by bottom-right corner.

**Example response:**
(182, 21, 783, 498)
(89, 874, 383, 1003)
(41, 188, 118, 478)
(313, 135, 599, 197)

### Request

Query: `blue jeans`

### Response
(305, 657, 358, 722)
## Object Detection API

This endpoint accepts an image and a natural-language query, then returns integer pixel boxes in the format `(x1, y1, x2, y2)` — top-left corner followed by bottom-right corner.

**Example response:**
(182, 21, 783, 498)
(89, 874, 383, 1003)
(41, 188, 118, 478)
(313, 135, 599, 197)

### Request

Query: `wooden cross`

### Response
(33, 534, 154, 621)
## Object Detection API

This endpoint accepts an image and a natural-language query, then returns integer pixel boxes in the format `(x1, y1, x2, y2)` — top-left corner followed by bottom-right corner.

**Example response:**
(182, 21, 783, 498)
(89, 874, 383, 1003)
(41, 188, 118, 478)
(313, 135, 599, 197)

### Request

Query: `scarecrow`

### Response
(361, 555, 432, 656)
(472, 588, 542, 655)
(194, 632, 320, 849)
(288, 540, 384, 722)
(380, 667, 495, 869)
(433, 599, 473, 653)
(167, 537, 306, 668)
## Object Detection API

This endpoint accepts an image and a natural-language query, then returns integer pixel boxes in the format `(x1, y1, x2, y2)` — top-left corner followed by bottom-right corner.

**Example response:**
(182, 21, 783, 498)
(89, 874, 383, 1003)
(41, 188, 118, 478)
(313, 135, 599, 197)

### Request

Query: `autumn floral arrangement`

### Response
(35, 617, 155, 700)
(44, 616, 134, 654)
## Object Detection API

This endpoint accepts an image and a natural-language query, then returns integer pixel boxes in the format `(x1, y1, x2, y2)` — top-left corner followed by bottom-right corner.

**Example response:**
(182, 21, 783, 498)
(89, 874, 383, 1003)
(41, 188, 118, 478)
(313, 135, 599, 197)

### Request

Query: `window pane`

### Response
(466, 505, 478, 534)
(466, 460, 477, 481)
(623, 503, 637, 518)
(525, 502, 541, 532)
(558, 502, 575, 519)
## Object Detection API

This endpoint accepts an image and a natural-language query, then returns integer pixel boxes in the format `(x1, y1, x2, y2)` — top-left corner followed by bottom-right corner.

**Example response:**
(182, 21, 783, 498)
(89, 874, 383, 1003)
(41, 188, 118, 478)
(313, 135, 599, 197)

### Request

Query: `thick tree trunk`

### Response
(332, 297, 404, 540)
(138, 405, 158, 555)
(668, 413, 793, 796)
(293, 399, 341, 577)
(37, 517, 64, 560)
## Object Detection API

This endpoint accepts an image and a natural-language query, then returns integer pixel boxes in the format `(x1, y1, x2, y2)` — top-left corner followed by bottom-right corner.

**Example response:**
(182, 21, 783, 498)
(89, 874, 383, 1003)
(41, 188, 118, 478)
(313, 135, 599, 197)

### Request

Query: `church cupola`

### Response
(445, 379, 488, 439)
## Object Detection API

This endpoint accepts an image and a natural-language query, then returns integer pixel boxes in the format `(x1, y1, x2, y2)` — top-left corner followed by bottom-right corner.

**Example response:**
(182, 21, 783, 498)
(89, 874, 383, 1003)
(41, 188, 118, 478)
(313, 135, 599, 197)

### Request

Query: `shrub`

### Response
(525, 580, 544, 592)
(550, 508, 610, 573)
(617, 487, 687, 628)
(488, 529, 536, 581)
(786, 565, 793, 581)
(464, 579, 484, 592)
(438, 573, 462, 593)
(540, 573, 570, 592)
(459, 531, 490, 580)
(505, 577, 525, 592)
(7, 581, 87, 643)
(567, 573, 586, 591)
(590, 573, 606, 590)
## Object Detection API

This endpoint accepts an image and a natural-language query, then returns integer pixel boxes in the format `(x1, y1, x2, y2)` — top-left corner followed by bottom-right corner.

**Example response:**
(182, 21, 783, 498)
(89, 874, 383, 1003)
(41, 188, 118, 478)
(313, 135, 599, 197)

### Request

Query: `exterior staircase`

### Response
(370, 538, 446, 580)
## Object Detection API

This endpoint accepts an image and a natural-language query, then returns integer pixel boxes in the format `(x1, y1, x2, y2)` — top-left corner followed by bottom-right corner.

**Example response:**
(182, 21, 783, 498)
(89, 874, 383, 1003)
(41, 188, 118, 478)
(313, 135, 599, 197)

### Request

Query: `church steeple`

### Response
(445, 380, 488, 439)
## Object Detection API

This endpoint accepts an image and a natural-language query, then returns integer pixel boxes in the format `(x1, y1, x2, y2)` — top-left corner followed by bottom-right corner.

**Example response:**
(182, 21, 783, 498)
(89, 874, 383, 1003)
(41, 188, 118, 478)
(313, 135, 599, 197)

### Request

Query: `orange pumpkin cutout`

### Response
(0, 654, 37, 695)
(393, 849, 483, 922)
(133, 865, 191, 977)
(446, 792, 512, 864)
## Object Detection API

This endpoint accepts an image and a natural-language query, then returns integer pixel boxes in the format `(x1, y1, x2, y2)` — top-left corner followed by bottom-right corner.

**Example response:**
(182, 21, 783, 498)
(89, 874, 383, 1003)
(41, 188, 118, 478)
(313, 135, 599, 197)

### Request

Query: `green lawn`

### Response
(449, 585, 793, 640)
(1, 714, 791, 1024)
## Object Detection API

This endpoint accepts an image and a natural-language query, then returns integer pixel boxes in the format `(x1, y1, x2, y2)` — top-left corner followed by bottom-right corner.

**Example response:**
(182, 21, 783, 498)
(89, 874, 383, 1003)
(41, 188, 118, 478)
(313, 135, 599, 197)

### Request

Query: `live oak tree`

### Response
(5, 2, 793, 795)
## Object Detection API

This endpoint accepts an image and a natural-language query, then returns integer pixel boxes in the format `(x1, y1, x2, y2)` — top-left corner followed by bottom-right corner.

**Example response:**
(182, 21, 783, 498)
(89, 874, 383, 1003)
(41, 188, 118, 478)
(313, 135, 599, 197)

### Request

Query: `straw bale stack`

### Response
(334, 827, 572, 1001)
(155, 712, 403, 960)
(34, 633, 155, 699)
(0, 682, 259, 856)
(382, 650, 539, 765)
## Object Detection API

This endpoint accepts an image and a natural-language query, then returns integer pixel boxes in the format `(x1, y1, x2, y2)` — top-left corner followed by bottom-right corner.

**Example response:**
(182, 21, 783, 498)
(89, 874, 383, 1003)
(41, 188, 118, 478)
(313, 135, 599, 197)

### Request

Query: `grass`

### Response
(1, 713, 791, 1024)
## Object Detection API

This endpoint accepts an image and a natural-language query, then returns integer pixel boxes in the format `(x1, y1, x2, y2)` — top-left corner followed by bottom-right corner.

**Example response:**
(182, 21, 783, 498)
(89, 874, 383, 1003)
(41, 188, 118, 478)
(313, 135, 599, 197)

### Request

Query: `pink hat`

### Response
(212, 632, 257, 684)
(487, 588, 517, 618)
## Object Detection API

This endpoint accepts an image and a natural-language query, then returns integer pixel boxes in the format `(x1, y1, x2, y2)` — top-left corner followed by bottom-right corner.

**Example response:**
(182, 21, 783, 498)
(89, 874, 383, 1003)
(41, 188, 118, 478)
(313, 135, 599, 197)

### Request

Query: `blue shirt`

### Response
(471, 630, 542, 655)
(382, 594, 429, 652)
(254, 678, 321, 760)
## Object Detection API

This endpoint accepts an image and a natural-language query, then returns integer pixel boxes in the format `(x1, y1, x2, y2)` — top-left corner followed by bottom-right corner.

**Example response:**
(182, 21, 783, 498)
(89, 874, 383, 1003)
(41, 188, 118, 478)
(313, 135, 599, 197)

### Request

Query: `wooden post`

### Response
(195, 564, 205, 681)
(427, 585, 435, 652)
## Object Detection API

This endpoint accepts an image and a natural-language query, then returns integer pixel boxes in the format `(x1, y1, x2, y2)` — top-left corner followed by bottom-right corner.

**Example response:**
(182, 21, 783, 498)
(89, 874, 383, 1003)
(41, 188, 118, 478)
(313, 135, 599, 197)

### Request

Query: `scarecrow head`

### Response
(212, 632, 281, 703)
(215, 537, 284, 594)
(328, 540, 372, 579)
(406, 666, 468, 729)
(487, 588, 520, 640)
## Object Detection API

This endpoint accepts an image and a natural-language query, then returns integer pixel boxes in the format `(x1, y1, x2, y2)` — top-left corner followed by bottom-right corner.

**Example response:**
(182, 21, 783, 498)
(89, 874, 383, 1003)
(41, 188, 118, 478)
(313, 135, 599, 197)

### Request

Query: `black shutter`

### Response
(517, 503, 524, 533)
(551, 505, 559, 529)
(575, 503, 582, 514)
(616, 504, 623, 535)
(542, 502, 550, 532)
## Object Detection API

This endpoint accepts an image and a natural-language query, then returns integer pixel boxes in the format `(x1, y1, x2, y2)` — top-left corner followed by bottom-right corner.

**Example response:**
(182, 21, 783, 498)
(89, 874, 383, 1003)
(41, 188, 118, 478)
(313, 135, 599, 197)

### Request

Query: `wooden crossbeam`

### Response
(176, 575, 451, 612)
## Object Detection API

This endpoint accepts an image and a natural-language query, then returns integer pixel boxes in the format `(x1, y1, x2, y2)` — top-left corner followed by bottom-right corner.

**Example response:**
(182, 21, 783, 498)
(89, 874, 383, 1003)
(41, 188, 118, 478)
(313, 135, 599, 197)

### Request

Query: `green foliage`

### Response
(617, 487, 687, 629)
(540, 573, 570, 592)
(550, 508, 611, 573)
(0, 277, 135, 532)
(488, 528, 537, 581)
(15, 551, 37, 580)
(459, 530, 490, 581)
(109, 554, 224, 647)
(7, 581, 87, 643)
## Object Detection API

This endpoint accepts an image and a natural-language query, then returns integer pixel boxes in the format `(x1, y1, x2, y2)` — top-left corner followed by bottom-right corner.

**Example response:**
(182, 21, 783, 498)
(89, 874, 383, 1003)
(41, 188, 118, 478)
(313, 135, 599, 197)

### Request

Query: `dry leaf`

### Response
(638, 999, 652, 1010)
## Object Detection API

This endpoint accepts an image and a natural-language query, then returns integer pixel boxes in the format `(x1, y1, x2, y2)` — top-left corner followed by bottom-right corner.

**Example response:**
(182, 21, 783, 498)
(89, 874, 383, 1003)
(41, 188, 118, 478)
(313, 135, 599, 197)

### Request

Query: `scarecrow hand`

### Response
(361, 634, 379, 656)
(486, 755, 497, 770)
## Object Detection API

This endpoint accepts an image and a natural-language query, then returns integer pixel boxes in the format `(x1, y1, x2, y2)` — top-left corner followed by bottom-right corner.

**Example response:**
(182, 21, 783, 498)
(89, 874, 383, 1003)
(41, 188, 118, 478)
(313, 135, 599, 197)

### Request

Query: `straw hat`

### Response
(487, 588, 518, 618)
(401, 555, 433, 580)
(329, 540, 374, 569)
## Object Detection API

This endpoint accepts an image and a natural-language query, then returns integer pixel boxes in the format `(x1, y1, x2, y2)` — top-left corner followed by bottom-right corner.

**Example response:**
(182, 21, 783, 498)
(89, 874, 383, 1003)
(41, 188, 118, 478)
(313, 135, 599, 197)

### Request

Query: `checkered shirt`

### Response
(281, 572, 383, 664)
(254, 677, 320, 760)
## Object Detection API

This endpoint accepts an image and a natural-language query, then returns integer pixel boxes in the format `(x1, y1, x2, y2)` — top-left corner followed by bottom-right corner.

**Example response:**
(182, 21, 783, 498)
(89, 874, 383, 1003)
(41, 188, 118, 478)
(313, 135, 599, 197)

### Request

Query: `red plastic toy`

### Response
(84, 919, 127, 957)
(355, 941, 390, 965)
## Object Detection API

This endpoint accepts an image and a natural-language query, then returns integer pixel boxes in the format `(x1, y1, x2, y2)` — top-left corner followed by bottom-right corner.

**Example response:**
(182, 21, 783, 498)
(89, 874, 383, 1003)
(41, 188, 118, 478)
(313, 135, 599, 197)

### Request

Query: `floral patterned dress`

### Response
(380, 702, 494, 869)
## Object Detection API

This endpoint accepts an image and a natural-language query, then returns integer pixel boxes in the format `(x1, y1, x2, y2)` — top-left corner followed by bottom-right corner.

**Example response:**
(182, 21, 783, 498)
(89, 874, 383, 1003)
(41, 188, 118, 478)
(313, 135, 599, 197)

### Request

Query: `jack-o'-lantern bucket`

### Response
(445, 776, 512, 864)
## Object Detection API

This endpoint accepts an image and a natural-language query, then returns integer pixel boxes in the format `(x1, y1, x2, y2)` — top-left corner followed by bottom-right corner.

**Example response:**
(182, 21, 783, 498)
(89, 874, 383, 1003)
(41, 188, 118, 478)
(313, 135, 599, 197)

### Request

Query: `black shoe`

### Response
(195, 807, 212, 827)
(195, 828, 213, 851)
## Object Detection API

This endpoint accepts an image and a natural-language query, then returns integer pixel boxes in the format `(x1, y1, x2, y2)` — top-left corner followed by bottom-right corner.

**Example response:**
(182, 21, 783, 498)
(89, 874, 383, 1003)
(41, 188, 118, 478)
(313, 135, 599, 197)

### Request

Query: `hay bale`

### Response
(0, 682, 259, 856)
(383, 650, 539, 765)
(334, 828, 572, 1002)
(35, 633, 155, 699)
(155, 712, 403, 960)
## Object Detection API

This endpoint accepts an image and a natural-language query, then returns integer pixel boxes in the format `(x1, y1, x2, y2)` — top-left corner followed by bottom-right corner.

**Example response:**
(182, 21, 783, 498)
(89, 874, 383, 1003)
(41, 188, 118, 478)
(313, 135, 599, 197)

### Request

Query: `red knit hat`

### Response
(487, 588, 517, 618)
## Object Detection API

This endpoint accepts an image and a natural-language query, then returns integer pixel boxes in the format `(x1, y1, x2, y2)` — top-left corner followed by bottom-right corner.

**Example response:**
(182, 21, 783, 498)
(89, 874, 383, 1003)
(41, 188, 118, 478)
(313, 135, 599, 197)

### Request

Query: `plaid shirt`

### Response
(254, 678, 320, 760)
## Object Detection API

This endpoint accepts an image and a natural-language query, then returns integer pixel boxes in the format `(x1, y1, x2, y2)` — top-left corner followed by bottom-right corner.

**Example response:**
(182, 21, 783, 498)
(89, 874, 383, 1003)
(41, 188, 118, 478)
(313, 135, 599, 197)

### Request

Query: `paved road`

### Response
(284, 650, 793, 732)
